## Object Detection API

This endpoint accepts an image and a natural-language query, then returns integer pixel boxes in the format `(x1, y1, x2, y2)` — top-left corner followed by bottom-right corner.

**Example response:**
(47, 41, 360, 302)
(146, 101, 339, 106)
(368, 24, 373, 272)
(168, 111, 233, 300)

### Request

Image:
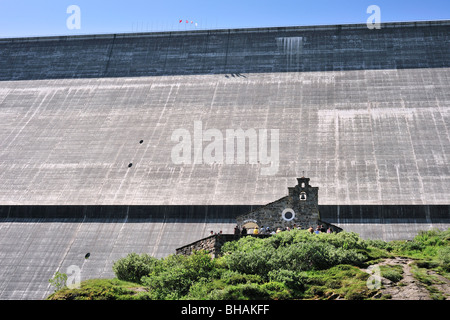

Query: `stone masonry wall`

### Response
(236, 177, 323, 231)
(176, 234, 270, 258)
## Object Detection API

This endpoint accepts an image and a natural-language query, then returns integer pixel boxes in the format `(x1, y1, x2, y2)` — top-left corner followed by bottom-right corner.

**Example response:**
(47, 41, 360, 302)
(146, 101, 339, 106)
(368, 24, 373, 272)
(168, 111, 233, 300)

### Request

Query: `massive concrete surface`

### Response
(0, 20, 449, 299)
(1, 71, 449, 205)
(0, 21, 449, 205)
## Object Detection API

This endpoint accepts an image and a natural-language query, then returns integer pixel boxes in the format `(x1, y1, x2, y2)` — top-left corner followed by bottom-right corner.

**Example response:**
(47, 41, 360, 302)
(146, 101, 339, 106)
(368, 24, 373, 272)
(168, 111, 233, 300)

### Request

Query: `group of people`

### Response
(233, 224, 334, 236)
(308, 224, 334, 234)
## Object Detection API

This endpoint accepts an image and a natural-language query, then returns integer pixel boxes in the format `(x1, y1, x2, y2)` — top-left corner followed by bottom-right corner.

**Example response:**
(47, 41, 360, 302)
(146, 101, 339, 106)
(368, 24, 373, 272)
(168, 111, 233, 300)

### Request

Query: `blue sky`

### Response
(0, 0, 449, 38)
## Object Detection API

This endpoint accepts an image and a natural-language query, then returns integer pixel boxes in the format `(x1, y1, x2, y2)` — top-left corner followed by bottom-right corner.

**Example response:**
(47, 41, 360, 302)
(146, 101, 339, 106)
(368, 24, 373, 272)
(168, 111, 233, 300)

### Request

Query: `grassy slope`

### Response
(47, 228, 450, 300)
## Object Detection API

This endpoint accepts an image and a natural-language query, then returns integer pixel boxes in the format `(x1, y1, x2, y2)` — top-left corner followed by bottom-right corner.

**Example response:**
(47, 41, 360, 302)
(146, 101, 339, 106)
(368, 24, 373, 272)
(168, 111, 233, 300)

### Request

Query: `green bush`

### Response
(345, 291, 365, 300)
(396, 240, 425, 252)
(391, 228, 450, 260)
(49, 271, 68, 292)
(141, 250, 218, 299)
(222, 248, 274, 276)
(208, 283, 272, 300)
(414, 229, 445, 246)
(142, 264, 193, 299)
(221, 235, 266, 253)
(220, 270, 263, 285)
(267, 269, 306, 291)
(223, 238, 367, 276)
(366, 239, 394, 252)
(380, 265, 403, 283)
(265, 230, 367, 251)
(112, 253, 159, 284)
(47, 279, 143, 300)
(184, 278, 217, 300)
(317, 231, 368, 250)
(260, 281, 292, 299)
(438, 246, 450, 271)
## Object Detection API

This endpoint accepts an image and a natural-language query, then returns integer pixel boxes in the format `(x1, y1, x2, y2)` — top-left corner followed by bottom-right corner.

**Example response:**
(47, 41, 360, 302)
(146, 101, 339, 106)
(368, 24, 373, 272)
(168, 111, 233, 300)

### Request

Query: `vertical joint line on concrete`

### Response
(202, 31, 210, 73)
(104, 34, 117, 76)
(163, 32, 172, 74)
(223, 29, 231, 73)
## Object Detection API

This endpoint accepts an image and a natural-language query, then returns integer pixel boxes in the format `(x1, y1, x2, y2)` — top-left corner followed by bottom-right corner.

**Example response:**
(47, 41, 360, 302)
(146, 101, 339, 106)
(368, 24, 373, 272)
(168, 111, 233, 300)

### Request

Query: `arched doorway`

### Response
(242, 220, 259, 235)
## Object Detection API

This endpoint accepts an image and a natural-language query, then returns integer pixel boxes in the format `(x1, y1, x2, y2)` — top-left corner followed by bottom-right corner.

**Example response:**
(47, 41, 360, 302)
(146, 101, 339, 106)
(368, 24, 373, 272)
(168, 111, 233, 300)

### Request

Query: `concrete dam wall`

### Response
(0, 21, 449, 206)
(1, 21, 448, 80)
(0, 20, 449, 299)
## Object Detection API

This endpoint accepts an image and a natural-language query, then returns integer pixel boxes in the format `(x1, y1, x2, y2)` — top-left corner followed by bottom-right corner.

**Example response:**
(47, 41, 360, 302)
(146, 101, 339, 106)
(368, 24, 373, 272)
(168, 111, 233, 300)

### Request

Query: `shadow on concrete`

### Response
(319, 205, 450, 224)
(1, 205, 449, 224)
(0, 205, 255, 221)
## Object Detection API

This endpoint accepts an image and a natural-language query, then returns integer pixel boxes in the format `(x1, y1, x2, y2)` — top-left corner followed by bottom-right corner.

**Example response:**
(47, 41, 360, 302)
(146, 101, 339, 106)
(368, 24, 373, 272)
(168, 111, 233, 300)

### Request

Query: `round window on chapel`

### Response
(282, 208, 295, 221)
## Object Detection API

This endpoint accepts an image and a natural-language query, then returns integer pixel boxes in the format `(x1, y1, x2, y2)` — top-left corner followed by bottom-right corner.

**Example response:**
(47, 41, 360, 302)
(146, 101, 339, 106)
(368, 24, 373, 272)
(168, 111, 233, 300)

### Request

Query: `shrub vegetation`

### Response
(47, 228, 450, 300)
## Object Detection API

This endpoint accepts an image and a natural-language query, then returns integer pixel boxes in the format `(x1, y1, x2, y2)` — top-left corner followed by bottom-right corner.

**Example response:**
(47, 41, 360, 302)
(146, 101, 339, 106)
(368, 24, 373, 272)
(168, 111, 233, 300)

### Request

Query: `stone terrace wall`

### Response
(176, 234, 270, 258)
